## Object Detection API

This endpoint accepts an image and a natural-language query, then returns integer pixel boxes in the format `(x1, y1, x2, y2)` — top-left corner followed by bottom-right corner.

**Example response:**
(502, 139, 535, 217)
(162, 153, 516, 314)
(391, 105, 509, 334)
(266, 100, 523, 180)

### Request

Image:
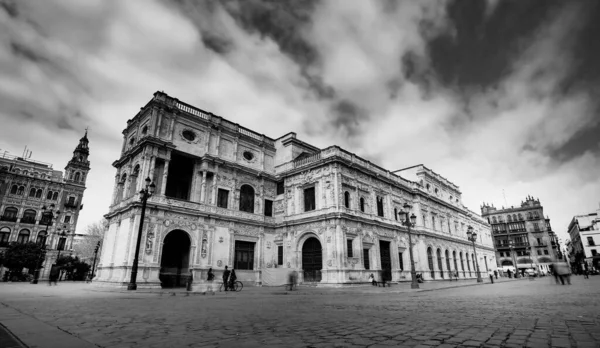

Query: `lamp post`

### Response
(32, 204, 60, 284)
(466, 226, 483, 283)
(128, 177, 156, 291)
(399, 203, 419, 289)
(508, 240, 519, 278)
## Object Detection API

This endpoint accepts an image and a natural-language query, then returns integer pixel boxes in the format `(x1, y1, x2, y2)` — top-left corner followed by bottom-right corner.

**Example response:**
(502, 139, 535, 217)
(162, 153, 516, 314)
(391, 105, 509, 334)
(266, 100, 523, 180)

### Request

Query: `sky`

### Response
(1, 0, 599, 243)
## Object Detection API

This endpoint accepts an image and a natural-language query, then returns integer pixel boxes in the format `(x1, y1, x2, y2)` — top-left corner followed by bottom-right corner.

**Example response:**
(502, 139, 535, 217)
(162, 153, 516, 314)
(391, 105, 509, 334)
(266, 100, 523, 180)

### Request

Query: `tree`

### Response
(56, 255, 91, 281)
(2, 242, 46, 280)
(73, 219, 107, 263)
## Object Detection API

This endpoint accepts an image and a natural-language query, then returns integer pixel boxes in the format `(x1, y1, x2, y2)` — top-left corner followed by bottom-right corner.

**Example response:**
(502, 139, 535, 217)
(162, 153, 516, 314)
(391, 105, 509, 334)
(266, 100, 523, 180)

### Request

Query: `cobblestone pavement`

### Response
(0, 276, 598, 348)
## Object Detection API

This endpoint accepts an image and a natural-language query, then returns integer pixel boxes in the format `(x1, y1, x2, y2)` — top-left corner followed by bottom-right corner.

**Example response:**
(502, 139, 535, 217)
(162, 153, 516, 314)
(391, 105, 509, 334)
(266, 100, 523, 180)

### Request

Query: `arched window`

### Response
(427, 247, 434, 279)
(22, 209, 37, 224)
(445, 250, 451, 274)
(17, 229, 30, 244)
(344, 191, 350, 208)
(69, 172, 74, 180)
(35, 189, 43, 198)
(3, 207, 18, 220)
(432, 216, 436, 230)
(460, 252, 465, 274)
(376, 196, 384, 217)
(129, 165, 140, 197)
(359, 197, 365, 212)
(239, 185, 255, 213)
(466, 251, 471, 275)
(10, 185, 18, 194)
(453, 251, 458, 272)
(507, 215, 512, 222)
(422, 214, 427, 227)
(17, 186, 24, 195)
(492, 217, 497, 224)
(471, 254, 476, 276)
(74, 172, 81, 182)
(394, 208, 398, 221)
(29, 188, 36, 197)
(52, 192, 59, 201)
(518, 213, 523, 220)
(484, 255, 488, 271)
(46, 191, 53, 200)
(0, 227, 10, 246)
(512, 214, 517, 221)
(36, 231, 47, 246)
(437, 249, 444, 278)
(527, 212, 533, 219)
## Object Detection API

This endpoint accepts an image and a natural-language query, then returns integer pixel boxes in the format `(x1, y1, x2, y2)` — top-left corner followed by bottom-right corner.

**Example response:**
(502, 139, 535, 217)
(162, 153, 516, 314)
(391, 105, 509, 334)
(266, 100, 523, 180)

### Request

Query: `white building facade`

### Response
(568, 208, 600, 272)
(96, 92, 496, 288)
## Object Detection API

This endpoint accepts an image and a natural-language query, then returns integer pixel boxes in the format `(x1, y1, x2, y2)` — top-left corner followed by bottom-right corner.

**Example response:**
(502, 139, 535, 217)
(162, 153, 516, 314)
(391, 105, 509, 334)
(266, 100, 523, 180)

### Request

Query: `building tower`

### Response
(65, 130, 91, 185)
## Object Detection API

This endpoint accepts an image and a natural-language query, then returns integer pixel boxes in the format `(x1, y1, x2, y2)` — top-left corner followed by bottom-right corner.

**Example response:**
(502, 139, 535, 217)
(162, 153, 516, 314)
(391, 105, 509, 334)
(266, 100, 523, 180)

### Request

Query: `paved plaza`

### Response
(0, 276, 598, 348)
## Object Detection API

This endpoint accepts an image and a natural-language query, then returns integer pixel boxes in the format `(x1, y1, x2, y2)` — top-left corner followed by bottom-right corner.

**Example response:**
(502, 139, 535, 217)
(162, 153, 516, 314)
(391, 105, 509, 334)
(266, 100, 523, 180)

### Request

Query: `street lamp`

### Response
(32, 204, 60, 284)
(508, 239, 519, 278)
(128, 177, 156, 291)
(466, 226, 483, 283)
(399, 203, 419, 289)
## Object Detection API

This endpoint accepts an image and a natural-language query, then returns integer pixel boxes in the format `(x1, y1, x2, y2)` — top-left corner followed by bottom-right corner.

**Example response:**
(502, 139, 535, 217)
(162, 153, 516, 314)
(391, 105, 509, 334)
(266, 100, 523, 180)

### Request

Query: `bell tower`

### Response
(65, 129, 91, 184)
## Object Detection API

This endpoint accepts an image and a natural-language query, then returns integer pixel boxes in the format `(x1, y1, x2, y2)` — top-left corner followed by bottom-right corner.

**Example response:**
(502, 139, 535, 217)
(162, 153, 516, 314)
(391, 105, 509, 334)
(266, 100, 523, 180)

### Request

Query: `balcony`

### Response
(64, 202, 79, 209)
(0, 215, 17, 222)
(534, 243, 547, 247)
(20, 217, 37, 224)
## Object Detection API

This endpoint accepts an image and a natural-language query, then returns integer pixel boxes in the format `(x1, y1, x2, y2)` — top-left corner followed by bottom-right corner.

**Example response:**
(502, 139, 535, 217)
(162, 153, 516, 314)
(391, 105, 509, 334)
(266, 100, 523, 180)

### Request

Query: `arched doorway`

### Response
(159, 230, 191, 288)
(302, 237, 322, 282)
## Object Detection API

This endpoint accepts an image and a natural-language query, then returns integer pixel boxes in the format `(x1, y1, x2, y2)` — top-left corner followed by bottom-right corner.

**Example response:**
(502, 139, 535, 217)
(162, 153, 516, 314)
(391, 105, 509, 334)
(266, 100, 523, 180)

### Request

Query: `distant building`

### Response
(567, 207, 600, 272)
(481, 196, 559, 274)
(97, 92, 495, 288)
(0, 132, 90, 279)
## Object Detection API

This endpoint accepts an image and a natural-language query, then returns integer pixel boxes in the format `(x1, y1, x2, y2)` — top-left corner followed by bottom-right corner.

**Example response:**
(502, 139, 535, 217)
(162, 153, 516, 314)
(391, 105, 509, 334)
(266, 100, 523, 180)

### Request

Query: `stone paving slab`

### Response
(0, 275, 598, 347)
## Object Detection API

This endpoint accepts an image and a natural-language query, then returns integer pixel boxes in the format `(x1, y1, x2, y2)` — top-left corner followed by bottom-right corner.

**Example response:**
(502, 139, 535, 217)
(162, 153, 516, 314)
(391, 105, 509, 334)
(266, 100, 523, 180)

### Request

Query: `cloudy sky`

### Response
(1, 0, 599, 242)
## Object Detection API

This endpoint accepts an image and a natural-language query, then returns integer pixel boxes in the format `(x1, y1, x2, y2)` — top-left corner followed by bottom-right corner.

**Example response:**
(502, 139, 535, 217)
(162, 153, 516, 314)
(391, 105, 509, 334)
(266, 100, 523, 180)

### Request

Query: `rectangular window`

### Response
(506, 251, 510, 257)
(347, 239, 353, 257)
(537, 238, 542, 245)
(592, 249, 598, 256)
(376, 197, 384, 217)
(537, 250, 542, 255)
(304, 187, 315, 211)
(67, 196, 75, 205)
(57, 237, 66, 251)
(399, 252, 404, 271)
(276, 181, 285, 195)
(499, 252, 503, 257)
(363, 249, 370, 270)
(543, 249, 549, 255)
(587, 237, 595, 246)
(64, 216, 71, 224)
(277, 245, 283, 265)
(234, 241, 255, 270)
(533, 222, 540, 231)
(217, 189, 229, 208)
(264, 199, 273, 216)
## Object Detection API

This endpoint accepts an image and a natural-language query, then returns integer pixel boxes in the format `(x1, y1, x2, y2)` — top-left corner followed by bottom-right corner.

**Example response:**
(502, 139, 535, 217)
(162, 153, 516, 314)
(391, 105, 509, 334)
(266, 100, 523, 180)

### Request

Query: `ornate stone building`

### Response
(0, 132, 90, 279)
(481, 196, 559, 274)
(567, 207, 600, 273)
(97, 92, 495, 288)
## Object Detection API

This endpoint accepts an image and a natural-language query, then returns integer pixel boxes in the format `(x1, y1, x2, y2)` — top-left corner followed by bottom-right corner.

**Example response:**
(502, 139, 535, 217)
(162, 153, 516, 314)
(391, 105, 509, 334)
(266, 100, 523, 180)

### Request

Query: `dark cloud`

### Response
(0, 0, 18, 18)
(330, 99, 366, 139)
(201, 33, 233, 54)
(426, 0, 564, 91)
(10, 41, 49, 63)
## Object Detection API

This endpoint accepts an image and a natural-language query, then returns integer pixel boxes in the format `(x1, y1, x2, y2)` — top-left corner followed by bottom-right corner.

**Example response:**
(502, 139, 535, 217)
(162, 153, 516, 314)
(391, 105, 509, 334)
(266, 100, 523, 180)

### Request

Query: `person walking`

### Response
(488, 270, 494, 284)
(222, 266, 230, 291)
(368, 273, 376, 286)
(493, 270, 498, 279)
(228, 269, 237, 291)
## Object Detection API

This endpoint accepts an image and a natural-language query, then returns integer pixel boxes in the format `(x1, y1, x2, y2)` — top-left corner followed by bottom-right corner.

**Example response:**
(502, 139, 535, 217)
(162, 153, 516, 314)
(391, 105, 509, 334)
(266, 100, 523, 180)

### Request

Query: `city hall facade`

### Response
(96, 92, 496, 288)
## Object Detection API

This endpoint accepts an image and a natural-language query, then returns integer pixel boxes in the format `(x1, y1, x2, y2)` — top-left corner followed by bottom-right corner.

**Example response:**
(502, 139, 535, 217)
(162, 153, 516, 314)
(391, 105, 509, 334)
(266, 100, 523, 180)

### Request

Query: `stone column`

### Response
(160, 160, 170, 195)
(333, 165, 340, 210)
(211, 164, 220, 206)
(147, 155, 156, 186)
(199, 171, 207, 203)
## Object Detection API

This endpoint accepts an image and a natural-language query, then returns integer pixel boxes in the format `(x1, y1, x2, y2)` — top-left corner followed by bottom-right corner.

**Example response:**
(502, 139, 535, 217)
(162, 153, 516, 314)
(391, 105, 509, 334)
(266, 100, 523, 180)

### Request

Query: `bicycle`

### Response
(219, 281, 243, 292)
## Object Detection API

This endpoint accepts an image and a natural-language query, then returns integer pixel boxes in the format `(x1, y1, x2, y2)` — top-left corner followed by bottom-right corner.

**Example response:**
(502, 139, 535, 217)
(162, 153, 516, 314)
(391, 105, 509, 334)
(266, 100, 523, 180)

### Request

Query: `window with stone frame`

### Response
(344, 191, 350, 209)
(52, 192, 59, 200)
(217, 189, 229, 208)
(359, 197, 365, 212)
(29, 188, 36, 197)
(64, 216, 71, 224)
(234, 241, 255, 270)
(304, 187, 315, 212)
(17, 229, 30, 244)
(57, 237, 66, 251)
(67, 196, 76, 206)
(364, 249, 370, 270)
(36, 231, 47, 245)
(276, 180, 285, 195)
(264, 199, 273, 217)
(376, 196, 384, 217)
(0, 227, 10, 246)
(399, 252, 404, 271)
(347, 239, 353, 257)
(277, 245, 283, 265)
(543, 249, 549, 255)
(587, 237, 595, 246)
(537, 250, 542, 255)
(239, 185, 255, 213)
(394, 208, 398, 221)
(10, 185, 17, 194)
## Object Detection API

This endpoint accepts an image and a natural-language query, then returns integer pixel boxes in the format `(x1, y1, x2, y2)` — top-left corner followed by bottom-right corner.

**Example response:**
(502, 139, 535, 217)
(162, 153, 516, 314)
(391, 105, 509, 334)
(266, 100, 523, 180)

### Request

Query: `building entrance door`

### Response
(302, 237, 322, 282)
(159, 230, 191, 288)
(379, 241, 392, 282)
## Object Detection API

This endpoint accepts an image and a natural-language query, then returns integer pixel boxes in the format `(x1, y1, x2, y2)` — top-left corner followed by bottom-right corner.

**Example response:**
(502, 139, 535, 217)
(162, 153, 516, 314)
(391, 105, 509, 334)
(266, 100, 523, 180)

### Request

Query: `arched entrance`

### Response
(159, 230, 191, 288)
(302, 237, 322, 282)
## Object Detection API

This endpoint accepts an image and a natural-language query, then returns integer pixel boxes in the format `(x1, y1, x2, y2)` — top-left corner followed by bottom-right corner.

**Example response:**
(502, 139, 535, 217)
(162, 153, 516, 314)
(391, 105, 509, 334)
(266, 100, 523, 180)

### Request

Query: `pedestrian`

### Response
(493, 270, 498, 279)
(48, 265, 59, 286)
(507, 269, 512, 278)
(206, 267, 215, 293)
(583, 265, 589, 279)
(229, 269, 237, 291)
(488, 270, 494, 283)
(186, 270, 194, 291)
(222, 266, 230, 291)
(368, 273, 376, 286)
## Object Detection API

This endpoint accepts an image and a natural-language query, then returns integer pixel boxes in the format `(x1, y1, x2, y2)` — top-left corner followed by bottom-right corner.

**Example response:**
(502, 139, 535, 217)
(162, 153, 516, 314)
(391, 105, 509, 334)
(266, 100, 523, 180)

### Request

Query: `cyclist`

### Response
(229, 269, 237, 290)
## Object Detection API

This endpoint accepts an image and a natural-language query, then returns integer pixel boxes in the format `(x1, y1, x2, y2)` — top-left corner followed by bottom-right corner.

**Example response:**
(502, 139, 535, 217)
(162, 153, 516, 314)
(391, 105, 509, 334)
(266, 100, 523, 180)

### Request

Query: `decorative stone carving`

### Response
(286, 262, 291, 268)
(145, 223, 155, 255)
(164, 220, 172, 227)
(219, 236, 224, 243)
(266, 241, 271, 249)
(327, 260, 332, 266)
(217, 260, 222, 267)
(327, 236, 331, 243)
(201, 232, 208, 258)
